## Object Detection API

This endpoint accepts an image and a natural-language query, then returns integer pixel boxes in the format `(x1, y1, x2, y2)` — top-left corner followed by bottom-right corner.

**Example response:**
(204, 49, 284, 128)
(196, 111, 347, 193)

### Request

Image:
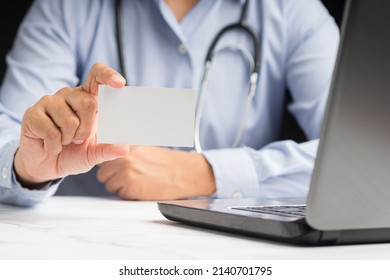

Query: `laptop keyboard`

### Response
(231, 205, 306, 218)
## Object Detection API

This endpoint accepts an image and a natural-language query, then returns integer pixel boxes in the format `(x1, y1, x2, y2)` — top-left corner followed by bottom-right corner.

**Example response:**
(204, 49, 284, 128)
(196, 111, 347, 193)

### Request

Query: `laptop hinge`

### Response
(319, 230, 340, 244)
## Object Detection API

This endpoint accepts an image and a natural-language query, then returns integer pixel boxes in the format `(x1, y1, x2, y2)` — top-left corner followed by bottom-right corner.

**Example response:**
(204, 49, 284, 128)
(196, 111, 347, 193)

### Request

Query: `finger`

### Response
(96, 157, 131, 181)
(81, 63, 126, 95)
(23, 106, 62, 154)
(96, 161, 118, 183)
(64, 89, 97, 144)
(43, 95, 81, 145)
(104, 175, 124, 194)
(118, 183, 140, 200)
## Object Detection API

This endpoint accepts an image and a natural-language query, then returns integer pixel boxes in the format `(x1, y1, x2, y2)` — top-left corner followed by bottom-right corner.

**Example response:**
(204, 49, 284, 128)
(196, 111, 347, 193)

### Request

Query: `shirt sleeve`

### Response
(204, 140, 318, 199)
(203, 0, 340, 199)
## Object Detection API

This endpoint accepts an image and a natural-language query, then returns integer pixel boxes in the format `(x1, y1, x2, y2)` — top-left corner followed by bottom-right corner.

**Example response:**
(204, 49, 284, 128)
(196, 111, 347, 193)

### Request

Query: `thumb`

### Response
(82, 63, 126, 96)
(88, 144, 130, 166)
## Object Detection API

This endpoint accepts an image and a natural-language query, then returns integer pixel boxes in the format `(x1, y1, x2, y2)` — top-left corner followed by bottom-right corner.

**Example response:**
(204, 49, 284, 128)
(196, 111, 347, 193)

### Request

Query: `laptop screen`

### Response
(307, 0, 390, 231)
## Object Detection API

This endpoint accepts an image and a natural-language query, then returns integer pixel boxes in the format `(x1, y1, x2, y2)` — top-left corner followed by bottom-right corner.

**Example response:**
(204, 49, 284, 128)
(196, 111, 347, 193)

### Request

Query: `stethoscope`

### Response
(115, 0, 261, 153)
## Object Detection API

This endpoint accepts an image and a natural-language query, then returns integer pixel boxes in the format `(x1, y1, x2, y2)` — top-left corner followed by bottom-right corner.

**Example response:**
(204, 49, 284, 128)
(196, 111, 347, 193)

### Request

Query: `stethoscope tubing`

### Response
(195, 1, 261, 153)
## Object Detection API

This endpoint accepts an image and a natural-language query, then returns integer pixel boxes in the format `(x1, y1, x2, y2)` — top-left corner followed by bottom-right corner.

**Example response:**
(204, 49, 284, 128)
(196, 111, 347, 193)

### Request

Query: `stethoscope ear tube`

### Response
(232, 71, 259, 148)
(195, 20, 261, 153)
(194, 61, 212, 153)
(194, 57, 259, 153)
(206, 23, 261, 75)
(115, 0, 127, 82)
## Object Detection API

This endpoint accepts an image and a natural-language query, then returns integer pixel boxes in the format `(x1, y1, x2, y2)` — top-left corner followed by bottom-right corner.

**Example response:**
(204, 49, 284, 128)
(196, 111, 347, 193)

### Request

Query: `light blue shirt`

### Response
(0, 0, 339, 206)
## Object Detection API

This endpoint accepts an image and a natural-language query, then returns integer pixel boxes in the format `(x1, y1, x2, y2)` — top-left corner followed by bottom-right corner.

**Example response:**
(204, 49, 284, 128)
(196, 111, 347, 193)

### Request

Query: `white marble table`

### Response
(0, 196, 390, 260)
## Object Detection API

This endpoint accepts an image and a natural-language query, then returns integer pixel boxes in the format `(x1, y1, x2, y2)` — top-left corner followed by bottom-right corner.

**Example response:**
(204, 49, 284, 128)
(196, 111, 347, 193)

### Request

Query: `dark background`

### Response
(0, 0, 346, 140)
(0, 0, 33, 84)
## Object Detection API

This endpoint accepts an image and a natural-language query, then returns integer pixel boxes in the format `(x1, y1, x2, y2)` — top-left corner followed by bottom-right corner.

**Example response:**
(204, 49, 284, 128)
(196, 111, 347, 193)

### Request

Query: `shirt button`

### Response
(232, 191, 243, 199)
(1, 167, 7, 180)
(177, 43, 188, 55)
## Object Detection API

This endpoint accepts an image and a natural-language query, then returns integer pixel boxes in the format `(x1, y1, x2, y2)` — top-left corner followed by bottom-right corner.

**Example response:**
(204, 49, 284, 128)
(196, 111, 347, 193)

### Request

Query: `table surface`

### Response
(1, 196, 389, 260)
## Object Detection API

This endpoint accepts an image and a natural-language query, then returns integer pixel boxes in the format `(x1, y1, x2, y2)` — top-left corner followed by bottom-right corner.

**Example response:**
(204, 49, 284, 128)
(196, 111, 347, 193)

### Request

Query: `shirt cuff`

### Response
(0, 140, 59, 207)
(203, 147, 260, 199)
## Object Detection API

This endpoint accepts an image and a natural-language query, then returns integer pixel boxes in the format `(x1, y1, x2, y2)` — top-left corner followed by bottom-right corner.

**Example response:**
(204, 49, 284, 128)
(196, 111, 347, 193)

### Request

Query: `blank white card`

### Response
(98, 85, 195, 147)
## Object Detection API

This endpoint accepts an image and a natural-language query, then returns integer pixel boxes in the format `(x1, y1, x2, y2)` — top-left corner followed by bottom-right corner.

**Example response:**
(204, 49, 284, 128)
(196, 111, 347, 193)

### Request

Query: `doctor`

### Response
(0, 0, 339, 206)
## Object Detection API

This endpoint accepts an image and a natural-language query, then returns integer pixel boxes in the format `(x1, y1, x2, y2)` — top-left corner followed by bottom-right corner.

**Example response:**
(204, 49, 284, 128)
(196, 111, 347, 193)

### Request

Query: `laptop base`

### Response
(158, 198, 390, 246)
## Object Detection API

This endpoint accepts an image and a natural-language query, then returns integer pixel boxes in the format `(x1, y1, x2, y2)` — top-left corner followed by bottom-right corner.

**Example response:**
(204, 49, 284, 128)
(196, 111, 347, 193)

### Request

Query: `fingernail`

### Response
(112, 74, 125, 84)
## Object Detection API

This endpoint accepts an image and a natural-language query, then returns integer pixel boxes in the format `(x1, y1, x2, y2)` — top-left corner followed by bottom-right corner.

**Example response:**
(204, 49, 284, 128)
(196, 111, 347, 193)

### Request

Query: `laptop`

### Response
(157, 0, 390, 245)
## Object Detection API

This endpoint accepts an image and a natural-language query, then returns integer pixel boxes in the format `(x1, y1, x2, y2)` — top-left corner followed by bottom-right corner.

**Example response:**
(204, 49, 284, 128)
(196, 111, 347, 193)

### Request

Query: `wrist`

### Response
(13, 149, 51, 190)
(190, 153, 216, 197)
